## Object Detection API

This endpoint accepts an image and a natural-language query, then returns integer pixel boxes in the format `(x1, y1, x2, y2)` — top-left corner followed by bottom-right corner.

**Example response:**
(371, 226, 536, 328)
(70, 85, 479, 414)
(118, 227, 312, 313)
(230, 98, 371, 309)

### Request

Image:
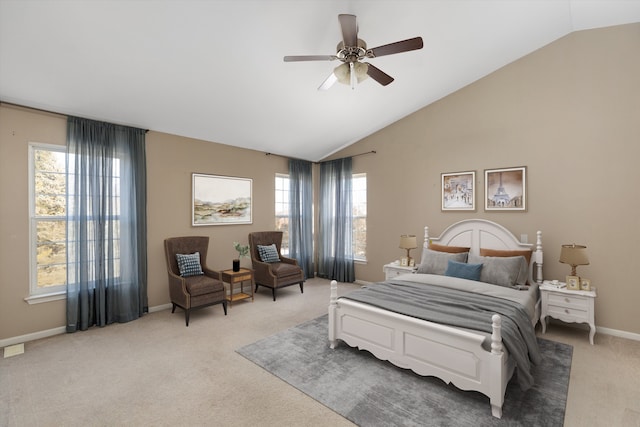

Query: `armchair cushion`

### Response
(270, 262, 302, 278)
(258, 244, 281, 263)
(184, 274, 225, 297)
(175, 252, 204, 277)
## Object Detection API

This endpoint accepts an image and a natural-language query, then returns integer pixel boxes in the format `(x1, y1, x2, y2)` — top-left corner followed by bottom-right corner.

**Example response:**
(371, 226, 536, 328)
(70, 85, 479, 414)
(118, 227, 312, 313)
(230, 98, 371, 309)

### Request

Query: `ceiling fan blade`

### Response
(338, 14, 358, 47)
(367, 37, 423, 58)
(284, 55, 337, 62)
(318, 72, 338, 91)
(364, 63, 394, 86)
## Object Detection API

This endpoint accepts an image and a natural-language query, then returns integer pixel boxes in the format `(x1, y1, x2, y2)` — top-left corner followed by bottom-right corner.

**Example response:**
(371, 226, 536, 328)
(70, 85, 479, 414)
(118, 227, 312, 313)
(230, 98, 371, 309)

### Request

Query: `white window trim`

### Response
(275, 173, 290, 255)
(24, 291, 66, 305)
(28, 142, 67, 300)
(352, 173, 367, 262)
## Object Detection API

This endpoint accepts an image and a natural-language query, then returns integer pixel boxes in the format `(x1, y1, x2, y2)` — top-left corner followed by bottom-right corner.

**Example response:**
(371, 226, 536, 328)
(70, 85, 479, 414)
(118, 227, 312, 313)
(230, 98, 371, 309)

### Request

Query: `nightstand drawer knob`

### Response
(565, 309, 570, 314)
(565, 298, 570, 303)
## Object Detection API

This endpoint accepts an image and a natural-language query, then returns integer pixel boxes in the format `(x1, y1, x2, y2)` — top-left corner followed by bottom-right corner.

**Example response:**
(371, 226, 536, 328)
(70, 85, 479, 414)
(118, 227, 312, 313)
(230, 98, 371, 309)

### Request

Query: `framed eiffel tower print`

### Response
(484, 166, 527, 211)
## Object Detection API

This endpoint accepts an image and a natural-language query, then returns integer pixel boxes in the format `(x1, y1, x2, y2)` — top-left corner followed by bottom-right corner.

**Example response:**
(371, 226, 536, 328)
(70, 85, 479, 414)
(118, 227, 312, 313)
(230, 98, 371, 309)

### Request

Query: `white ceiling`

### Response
(1, 1, 639, 161)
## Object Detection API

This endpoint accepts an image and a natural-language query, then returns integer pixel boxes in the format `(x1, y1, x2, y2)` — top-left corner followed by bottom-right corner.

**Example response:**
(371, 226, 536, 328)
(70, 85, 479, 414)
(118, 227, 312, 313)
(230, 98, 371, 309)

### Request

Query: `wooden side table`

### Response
(540, 282, 597, 344)
(221, 268, 254, 306)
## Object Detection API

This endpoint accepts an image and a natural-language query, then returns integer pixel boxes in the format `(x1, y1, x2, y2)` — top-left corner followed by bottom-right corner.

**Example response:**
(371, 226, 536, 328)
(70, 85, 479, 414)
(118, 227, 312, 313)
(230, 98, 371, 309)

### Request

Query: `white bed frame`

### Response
(328, 219, 543, 418)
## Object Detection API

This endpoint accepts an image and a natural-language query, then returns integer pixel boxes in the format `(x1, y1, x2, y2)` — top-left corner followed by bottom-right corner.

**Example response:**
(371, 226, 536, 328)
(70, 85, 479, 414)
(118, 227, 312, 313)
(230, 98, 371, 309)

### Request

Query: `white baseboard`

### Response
(149, 303, 172, 313)
(0, 303, 173, 348)
(597, 326, 640, 342)
(0, 326, 67, 348)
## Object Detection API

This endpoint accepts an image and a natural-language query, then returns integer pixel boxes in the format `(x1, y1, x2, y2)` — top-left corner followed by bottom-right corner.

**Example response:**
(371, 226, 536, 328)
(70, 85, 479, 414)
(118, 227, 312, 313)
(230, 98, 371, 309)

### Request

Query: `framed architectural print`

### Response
(192, 173, 252, 226)
(484, 166, 527, 211)
(580, 278, 592, 291)
(441, 171, 475, 211)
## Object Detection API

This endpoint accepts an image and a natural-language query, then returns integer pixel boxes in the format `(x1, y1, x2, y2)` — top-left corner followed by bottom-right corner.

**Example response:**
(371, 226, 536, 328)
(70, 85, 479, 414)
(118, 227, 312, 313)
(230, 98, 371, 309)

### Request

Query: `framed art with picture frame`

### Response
(484, 166, 527, 211)
(192, 173, 252, 226)
(441, 171, 475, 211)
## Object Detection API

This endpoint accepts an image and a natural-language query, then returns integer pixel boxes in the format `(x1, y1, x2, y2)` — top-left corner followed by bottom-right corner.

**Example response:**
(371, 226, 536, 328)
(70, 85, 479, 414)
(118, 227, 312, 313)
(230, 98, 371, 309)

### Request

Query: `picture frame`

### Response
(192, 173, 252, 226)
(484, 166, 527, 211)
(580, 278, 592, 291)
(409, 258, 415, 267)
(566, 275, 580, 291)
(400, 257, 408, 267)
(441, 171, 476, 211)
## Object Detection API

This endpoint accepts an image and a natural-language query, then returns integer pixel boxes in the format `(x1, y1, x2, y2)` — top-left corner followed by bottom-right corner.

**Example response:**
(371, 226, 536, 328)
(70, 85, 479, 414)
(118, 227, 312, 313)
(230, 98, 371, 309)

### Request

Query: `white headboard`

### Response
(424, 219, 543, 284)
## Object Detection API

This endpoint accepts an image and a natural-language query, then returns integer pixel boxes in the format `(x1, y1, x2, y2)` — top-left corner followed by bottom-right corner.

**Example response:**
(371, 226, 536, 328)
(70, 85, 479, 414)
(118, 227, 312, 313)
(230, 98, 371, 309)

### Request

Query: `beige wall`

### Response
(1, 23, 638, 342)
(327, 23, 640, 335)
(0, 105, 289, 341)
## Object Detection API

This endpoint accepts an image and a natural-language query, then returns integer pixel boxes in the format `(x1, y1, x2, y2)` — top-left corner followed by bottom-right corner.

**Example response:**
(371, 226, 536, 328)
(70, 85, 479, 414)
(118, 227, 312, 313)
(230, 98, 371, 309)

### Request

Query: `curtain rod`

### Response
(1, 100, 150, 133)
(266, 150, 376, 164)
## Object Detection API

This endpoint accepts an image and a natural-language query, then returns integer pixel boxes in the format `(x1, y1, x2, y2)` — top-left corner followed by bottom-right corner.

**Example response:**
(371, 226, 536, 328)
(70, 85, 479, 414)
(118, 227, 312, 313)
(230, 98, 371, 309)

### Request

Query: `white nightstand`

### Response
(383, 262, 417, 280)
(540, 282, 597, 345)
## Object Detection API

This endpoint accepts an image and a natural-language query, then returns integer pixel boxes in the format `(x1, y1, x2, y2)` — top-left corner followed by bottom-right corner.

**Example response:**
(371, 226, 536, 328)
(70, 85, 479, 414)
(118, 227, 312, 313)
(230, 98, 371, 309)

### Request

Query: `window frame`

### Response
(28, 142, 67, 302)
(352, 173, 367, 263)
(276, 171, 367, 262)
(275, 173, 290, 255)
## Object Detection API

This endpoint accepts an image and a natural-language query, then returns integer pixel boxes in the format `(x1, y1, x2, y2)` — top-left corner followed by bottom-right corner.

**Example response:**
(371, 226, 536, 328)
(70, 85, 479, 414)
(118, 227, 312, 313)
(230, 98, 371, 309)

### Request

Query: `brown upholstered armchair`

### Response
(248, 231, 304, 301)
(164, 236, 227, 326)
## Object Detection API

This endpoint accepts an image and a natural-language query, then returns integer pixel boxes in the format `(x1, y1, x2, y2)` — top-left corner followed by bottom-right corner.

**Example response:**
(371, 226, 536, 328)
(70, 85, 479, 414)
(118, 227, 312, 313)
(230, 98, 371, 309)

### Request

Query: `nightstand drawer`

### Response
(387, 268, 408, 278)
(383, 263, 417, 281)
(547, 304, 588, 321)
(547, 293, 589, 309)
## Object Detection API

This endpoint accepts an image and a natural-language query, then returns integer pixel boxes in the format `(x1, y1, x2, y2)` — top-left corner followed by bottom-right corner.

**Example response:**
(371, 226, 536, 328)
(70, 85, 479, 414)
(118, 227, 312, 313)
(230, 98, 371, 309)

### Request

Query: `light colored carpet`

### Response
(238, 314, 572, 427)
(1, 277, 639, 426)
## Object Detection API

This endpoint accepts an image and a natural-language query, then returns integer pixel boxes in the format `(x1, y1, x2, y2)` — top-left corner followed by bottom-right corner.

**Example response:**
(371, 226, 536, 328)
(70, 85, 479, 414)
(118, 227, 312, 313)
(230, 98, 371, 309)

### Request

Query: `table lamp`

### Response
(399, 235, 418, 265)
(559, 244, 589, 276)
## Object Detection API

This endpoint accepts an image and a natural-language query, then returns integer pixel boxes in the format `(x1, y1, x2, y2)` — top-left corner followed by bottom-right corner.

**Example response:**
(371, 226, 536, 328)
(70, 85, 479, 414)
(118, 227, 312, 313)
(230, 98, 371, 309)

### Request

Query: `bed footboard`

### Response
(328, 280, 513, 419)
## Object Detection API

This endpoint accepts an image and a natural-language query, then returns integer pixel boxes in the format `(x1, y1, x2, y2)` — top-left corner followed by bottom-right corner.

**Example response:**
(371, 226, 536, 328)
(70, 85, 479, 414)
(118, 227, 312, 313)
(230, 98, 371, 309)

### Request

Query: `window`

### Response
(28, 142, 124, 300)
(352, 173, 367, 262)
(29, 143, 67, 296)
(276, 172, 367, 261)
(275, 173, 290, 255)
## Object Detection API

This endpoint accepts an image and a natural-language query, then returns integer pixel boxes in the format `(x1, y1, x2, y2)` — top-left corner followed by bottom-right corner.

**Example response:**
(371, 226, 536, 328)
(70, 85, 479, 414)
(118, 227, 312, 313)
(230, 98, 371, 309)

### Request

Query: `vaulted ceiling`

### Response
(1, 1, 639, 161)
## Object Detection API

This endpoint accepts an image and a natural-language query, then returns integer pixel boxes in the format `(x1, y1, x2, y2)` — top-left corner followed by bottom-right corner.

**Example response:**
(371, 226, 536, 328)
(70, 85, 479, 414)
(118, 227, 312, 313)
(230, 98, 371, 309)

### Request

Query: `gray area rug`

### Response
(237, 315, 572, 427)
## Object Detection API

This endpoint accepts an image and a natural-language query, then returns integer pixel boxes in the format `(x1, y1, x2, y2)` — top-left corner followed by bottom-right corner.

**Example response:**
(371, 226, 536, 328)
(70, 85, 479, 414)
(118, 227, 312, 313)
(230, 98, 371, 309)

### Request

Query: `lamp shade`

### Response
(399, 235, 417, 250)
(334, 62, 369, 85)
(559, 244, 589, 267)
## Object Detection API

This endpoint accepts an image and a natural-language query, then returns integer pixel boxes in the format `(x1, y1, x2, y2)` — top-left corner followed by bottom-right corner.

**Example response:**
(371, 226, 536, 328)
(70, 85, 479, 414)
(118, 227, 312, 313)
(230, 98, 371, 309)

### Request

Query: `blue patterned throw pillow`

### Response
(175, 252, 204, 277)
(257, 244, 281, 263)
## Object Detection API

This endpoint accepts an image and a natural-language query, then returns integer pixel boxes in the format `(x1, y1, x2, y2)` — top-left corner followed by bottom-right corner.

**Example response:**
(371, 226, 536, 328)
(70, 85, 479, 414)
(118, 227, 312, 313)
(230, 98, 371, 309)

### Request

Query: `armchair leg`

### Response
(299, 282, 304, 293)
(255, 283, 259, 293)
(171, 303, 177, 313)
(222, 301, 228, 315)
(272, 288, 276, 301)
(185, 308, 190, 327)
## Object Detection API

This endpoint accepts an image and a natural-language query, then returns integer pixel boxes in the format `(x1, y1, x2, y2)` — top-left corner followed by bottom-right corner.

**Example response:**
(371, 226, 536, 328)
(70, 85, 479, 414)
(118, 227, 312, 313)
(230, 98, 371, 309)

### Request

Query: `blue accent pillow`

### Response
(175, 252, 204, 277)
(257, 244, 281, 263)
(445, 260, 483, 281)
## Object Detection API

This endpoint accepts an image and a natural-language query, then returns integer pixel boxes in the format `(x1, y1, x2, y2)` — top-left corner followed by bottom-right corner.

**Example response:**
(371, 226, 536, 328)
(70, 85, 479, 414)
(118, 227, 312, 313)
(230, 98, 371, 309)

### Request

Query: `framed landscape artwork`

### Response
(441, 171, 475, 211)
(192, 173, 252, 226)
(484, 166, 527, 211)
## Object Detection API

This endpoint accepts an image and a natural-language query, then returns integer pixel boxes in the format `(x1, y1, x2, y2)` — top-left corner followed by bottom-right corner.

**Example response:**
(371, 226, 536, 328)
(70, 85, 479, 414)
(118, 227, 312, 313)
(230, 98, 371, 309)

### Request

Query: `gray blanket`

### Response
(342, 279, 542, 390)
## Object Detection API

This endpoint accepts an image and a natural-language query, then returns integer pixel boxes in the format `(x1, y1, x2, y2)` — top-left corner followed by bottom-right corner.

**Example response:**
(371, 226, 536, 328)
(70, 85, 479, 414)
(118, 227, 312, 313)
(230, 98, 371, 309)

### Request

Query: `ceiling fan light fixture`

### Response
(334, 62, 369, 86)
(285, 14, 423, 89)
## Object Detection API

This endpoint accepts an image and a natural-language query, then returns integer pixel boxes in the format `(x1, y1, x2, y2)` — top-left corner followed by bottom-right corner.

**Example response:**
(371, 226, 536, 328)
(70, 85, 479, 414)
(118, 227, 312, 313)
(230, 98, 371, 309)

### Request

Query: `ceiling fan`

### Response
(284, 14, 423, 90)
